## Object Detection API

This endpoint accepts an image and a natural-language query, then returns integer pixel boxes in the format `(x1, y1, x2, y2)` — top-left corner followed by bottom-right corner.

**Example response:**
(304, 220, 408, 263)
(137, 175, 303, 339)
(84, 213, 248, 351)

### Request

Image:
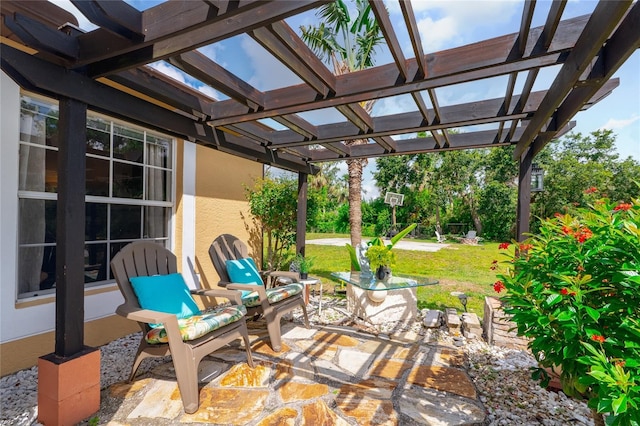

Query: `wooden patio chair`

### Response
(111, 241, 254, 414)
(209, 234, 310, 352)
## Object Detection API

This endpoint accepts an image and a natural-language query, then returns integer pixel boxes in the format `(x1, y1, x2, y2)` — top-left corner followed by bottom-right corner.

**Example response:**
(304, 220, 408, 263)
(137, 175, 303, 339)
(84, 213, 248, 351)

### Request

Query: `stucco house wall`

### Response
(0, 70, 263, 376)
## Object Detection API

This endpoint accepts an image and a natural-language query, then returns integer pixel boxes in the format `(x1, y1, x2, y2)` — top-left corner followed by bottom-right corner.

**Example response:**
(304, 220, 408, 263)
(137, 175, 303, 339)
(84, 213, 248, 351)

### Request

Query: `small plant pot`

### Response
(299, 272, 308, 280)
(375, 265, 392, 282)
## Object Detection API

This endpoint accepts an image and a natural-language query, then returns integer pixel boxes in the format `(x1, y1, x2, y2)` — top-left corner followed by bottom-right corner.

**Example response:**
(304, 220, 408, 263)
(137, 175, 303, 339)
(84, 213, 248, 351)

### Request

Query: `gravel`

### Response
(0, 296, 595, 426)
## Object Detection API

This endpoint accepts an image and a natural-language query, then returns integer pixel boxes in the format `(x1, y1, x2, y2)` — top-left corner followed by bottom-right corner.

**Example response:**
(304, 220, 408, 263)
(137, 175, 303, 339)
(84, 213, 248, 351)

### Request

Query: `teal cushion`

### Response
(129, 273, 201, 320)
(225, 258, 263, 286)
(226, 258, 263, 297)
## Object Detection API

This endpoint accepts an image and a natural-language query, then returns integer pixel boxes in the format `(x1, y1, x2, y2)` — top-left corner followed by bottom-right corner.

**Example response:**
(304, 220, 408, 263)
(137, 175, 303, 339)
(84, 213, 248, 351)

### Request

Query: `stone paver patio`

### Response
(94, 319, 486, 425)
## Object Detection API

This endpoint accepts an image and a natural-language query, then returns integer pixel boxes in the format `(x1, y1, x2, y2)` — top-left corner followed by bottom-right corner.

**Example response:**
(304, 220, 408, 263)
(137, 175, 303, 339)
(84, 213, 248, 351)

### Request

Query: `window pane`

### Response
(86, 202, 107, 241)
(110, 204, 141, 240)
(146, 168, 171, 201)
(84, 243, 107, 283)
(19, 145, 58, 192)
(86, 157, 110, 196)
(113, 161, 143, 199)
(19, 245, 56, 293)
(113, 125, 143, 162)
(86, 117, 111, 157)
(146, 135, 172, 168)
(144, 206, 169, 238)
(19, 199, 56, 244)
(20, 98, 59, 147)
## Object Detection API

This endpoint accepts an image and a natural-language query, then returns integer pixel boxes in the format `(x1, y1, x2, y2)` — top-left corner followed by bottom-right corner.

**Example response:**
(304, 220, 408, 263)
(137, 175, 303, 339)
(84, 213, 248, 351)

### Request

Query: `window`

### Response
(17, 93, 174, 299)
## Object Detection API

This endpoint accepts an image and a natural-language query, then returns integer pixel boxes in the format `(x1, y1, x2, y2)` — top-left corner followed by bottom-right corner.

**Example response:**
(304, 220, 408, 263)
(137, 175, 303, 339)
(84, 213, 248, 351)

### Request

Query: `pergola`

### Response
(1, 0, 638, 404)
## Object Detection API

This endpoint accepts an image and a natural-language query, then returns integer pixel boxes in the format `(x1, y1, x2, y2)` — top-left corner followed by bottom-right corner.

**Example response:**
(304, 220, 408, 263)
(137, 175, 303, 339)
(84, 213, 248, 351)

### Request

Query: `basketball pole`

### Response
(392, 203, 396, 229)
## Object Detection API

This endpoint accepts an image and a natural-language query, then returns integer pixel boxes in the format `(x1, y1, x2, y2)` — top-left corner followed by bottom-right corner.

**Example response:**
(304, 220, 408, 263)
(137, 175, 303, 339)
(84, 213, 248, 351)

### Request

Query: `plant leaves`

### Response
(585, 306, 601, 322)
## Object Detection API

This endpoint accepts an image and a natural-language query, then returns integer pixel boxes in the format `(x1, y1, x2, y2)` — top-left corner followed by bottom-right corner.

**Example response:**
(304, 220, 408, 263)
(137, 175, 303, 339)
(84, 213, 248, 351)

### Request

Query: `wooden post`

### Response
(516, 147, 533, 242)
(296, 172, 308, 256)
(55, 97, 87, 356)
(39, 97, 100, 425)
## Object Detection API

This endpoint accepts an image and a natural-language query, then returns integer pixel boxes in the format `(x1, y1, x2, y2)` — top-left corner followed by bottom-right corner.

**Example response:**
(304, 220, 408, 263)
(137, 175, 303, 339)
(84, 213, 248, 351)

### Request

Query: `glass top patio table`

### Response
(331, 271, 438, 291)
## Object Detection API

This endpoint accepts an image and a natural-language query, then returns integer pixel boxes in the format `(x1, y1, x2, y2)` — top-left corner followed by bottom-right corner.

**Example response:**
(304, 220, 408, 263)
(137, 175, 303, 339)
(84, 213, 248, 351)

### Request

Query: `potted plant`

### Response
(366, 245, 395, 281)
(494, 190, 640, 425)
(293, 254, 314, 280)
(346, 223, 417, 280)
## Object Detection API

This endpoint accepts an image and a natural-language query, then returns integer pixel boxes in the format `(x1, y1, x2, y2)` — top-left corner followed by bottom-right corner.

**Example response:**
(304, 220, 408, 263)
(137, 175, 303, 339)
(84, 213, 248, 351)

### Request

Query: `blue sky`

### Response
(53, 0, 639, 198)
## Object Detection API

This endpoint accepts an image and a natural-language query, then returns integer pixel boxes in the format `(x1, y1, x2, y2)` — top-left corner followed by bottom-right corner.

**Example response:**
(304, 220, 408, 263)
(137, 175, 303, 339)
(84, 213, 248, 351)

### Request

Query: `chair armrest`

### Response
(116, 303, 175, 324)
(191, 288, 242, 305)
(269, 270, 300, 280)
(226, 283, 268, 299)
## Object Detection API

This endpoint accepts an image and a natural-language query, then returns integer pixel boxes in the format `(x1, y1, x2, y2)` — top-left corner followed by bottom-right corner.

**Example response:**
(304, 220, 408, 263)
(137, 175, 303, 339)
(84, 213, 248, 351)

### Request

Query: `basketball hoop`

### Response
(384, 192, 404, 207)
(384, 192, 404, 229)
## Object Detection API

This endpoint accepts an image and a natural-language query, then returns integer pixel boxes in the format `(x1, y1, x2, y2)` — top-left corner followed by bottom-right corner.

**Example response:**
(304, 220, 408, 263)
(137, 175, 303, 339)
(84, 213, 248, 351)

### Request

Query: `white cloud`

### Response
(148, 62, 189, 85)
(416, 16, 460, 52)
(196, 85, 222, 101)
(412, 1, 519, 52)
(600, 114, 640, 131)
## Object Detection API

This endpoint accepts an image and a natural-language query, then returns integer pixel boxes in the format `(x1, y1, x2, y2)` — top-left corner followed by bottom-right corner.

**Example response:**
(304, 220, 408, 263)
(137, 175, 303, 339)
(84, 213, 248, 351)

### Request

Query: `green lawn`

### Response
(305, 233, 505, 319)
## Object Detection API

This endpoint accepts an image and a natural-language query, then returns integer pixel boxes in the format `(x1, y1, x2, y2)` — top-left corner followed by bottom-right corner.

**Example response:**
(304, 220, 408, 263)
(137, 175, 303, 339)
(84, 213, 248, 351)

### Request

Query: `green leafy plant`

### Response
(494, 190, 640, 425)
(293, 254, 315, 274)
(346, 223, 417, 270)
(365, 244, 396, 271)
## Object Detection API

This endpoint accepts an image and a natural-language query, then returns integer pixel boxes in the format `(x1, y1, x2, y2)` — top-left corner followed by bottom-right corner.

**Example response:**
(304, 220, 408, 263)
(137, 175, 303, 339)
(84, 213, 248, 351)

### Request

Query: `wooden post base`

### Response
(38, 346, 100, 426)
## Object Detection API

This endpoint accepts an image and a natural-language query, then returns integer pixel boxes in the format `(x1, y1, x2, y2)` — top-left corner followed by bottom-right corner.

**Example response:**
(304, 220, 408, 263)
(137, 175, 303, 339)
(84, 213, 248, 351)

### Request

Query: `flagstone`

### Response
(219, 362, 270, 387)
(180, 388, 269, 424)
(279, 382, 329, 402)
(127, 379, 183, 419)
(407, 366, 477, 399)
(313, 359, 352, 384)
(337, 378, 397, 400)
(336, 348, 376, 376)
(369, 359, 414, 380)
(433, 347, 465, 367)
(397, 387, 485, 425)
(252, 340, 291, 356)
(109, 378, 150, 399)
(301, 400, 350, 426)
(276, 353, 315, 381)
(256, 407, 298, 426)
(294, 339, 338, 361)
(282, 326, 317, 339)
(313, 331, 359, 347)
(337, 396, 398, 426)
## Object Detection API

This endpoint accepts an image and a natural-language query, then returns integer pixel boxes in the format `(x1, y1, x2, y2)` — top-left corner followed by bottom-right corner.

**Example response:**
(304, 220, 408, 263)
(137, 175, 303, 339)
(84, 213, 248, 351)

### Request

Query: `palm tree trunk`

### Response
(347, 157, 364, 249)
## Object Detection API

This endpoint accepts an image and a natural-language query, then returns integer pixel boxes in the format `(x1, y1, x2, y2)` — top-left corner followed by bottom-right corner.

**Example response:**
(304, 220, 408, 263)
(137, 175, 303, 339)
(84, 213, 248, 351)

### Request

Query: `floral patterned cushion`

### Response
(241, 283, 303, 308)
(145, 305, 247, 344)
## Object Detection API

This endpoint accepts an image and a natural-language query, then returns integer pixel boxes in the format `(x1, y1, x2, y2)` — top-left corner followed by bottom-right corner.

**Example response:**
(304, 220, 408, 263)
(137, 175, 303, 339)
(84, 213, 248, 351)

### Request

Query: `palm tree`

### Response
(301, 0, 384, 249)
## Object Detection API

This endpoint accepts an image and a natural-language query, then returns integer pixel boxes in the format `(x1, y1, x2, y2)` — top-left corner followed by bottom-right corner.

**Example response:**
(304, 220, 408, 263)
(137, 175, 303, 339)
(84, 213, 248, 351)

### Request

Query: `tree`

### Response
(308, 162, 348, 232)
(245, 176, 298, 270)
(534, 130, 640, 221)
(301, 0, 384, 249)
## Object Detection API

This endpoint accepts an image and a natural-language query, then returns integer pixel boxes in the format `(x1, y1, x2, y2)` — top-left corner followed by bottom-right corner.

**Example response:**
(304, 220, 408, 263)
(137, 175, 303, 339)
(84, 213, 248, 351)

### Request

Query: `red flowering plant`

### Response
(494, 190, 640, 425)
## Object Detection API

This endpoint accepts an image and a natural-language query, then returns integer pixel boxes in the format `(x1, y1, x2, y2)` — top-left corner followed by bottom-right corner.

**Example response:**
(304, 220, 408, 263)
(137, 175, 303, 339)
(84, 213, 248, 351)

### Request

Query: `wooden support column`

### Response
(296, 172, 308, 256)
(39, 97, 100, 426)
(55, 97, 87, 356)
(516, 148, 533, 242)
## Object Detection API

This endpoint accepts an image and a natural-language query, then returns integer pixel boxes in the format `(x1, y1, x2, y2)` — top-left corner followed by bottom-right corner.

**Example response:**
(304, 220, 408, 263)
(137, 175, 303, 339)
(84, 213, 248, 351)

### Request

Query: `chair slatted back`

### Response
(209, 234, 249, 284)
(111, 241, 178, 308)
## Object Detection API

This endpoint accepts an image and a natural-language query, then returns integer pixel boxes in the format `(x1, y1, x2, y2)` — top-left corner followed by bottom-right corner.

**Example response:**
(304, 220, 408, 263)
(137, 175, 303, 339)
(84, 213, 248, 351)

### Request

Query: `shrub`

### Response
(495, 191, 640, 425)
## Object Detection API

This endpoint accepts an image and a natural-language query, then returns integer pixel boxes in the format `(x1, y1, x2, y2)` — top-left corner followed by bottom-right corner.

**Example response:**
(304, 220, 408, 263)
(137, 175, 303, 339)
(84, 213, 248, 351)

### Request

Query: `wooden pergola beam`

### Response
(371, 0, 407, 81)
(79, 1, 329, 77)
(208, 14, 591, 125)
(514, 1, 633, 159)
(0, 43, 314, 174)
